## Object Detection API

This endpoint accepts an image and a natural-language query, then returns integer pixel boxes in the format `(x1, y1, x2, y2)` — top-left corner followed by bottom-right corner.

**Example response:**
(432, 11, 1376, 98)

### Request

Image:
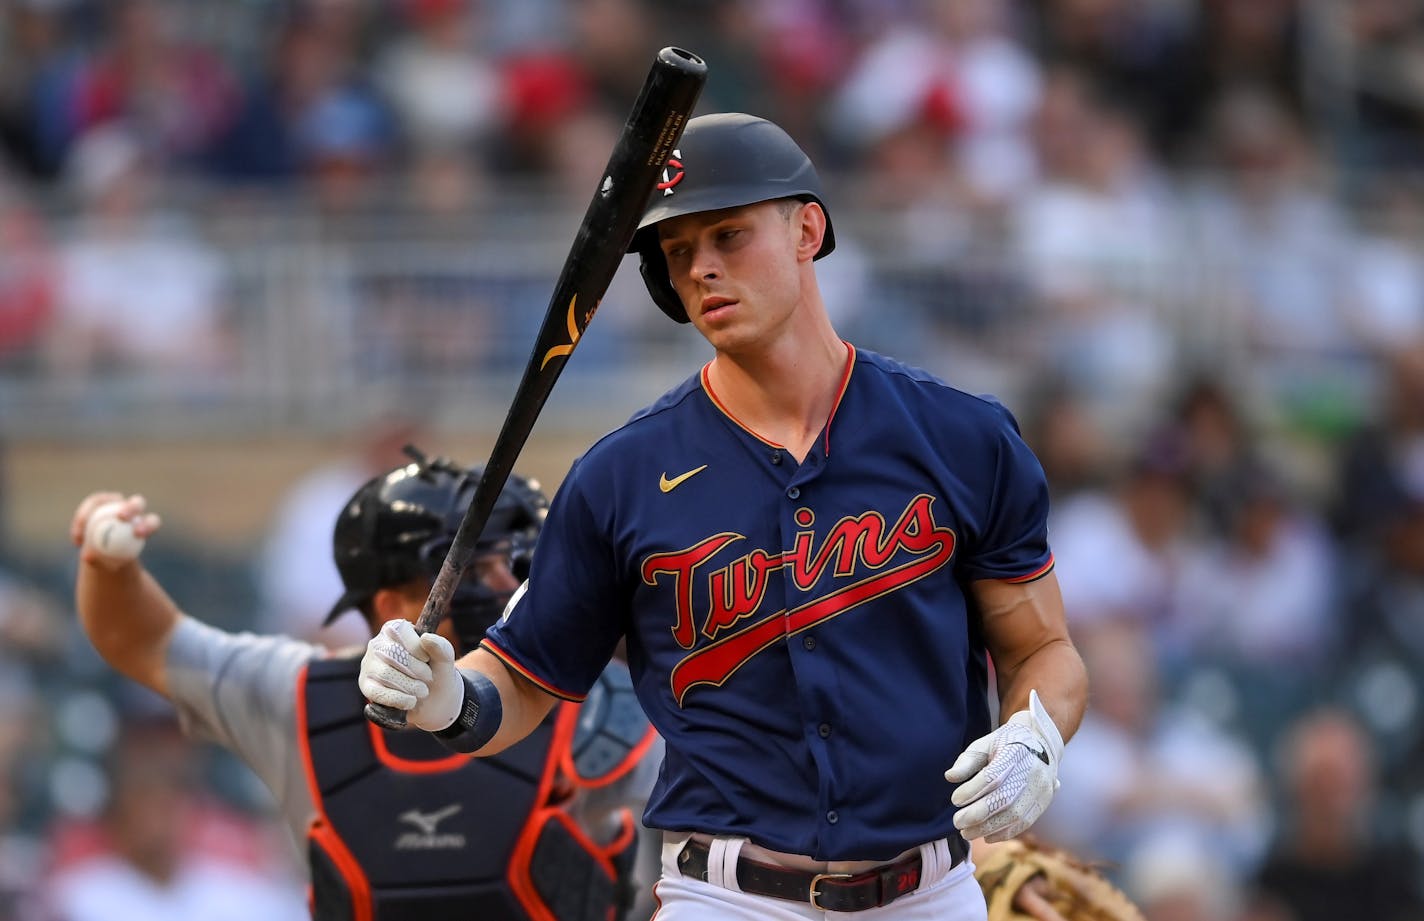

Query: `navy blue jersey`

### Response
(482, 344, 1053, 861)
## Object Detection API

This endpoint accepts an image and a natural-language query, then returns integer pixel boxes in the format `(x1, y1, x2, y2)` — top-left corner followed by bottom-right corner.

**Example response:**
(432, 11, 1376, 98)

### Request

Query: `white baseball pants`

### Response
(650, 834, 988, 920)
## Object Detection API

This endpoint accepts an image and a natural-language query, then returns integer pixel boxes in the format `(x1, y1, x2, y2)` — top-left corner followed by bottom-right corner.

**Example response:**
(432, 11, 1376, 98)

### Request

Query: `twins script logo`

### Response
(641, 495, 956, 705)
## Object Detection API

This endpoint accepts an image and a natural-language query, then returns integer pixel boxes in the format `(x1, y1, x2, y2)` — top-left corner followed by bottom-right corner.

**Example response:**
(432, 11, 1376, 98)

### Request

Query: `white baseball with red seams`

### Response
(84, 501, 146, 561)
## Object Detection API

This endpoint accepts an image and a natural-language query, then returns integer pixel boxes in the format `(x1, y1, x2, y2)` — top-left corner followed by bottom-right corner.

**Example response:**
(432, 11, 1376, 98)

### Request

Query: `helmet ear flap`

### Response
(636, 238, 691, 324)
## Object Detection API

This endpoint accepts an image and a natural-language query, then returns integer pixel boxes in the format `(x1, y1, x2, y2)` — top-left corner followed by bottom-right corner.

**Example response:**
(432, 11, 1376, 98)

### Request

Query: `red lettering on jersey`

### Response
(786, 497, 945, 589)
(642, 532, 743, 649)
(704, 549, 782, 640)
(651, 495, 958, 705)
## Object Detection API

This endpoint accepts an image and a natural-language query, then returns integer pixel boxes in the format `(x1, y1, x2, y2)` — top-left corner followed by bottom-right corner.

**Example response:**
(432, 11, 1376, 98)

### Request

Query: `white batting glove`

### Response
(358, 620, 465, 733)
(945, 689, 1064, 842)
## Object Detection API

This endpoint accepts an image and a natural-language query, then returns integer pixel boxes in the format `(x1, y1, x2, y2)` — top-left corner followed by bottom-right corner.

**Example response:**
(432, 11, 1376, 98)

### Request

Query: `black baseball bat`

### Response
(366, 46, 707, 729)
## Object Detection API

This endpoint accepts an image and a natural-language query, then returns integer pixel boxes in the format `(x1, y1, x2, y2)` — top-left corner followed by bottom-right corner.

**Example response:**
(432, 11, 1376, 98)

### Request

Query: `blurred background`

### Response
(1, 0, 1423, 919)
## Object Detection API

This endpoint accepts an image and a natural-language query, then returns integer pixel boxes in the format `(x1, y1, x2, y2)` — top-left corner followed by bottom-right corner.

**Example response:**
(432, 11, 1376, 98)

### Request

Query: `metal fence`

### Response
(0, 181, 1401, 444)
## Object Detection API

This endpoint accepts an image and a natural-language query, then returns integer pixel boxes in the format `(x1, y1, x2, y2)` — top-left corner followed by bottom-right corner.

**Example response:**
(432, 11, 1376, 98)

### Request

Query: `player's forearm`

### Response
(452, 647, 558, 755)
(972, 572, 1088, 741)
(994, 639, 1087, 742)
(75, 560, 179, 696)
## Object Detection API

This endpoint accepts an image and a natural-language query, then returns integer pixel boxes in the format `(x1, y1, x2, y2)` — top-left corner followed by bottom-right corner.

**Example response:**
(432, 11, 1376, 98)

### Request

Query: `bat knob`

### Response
(657, 46, 707, 76)
(364, 701, 412, 730)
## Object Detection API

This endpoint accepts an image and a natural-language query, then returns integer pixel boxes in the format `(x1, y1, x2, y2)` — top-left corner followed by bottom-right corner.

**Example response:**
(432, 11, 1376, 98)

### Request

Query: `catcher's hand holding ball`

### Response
(947, 688, 1064, 841)
(71, 493, 160, 567)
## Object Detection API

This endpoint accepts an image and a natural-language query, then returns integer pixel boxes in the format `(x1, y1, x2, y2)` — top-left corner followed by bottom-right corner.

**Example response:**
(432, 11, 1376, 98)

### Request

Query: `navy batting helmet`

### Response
(323, 447, 547, 653)
(630, 113, 836, 323)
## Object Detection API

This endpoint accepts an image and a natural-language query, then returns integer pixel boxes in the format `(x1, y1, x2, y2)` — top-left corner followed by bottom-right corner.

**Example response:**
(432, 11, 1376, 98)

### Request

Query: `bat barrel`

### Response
(363, 47, 707, 731)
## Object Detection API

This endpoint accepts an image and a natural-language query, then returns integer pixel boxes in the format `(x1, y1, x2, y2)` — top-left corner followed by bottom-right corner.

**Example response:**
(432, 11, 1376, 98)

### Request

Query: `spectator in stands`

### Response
(1331, 426, 1424, 844)
(374, 0, 499, 214)
(374, 0, 500, 161)
(255, 415, 423, 646)
(64, 0, 238, 172)
(827, 0, 1042, 205)
(1332, 338, 1424, 548)
(1173, 459, 1336, 672)
(45, 124, 233, 389)
(1013, 67, 1179, 434)
(1034, 620, 1271, 886)
(1171, 460, 1337, 752)
(1122, 829, 1245, 921)
(1049, 436, 1199, 656)
(1162, 377, 1260, 538)
(1017, 0, 1197, 160)
(1254, 708, 1424, 921)
(38, 716, 307, 921)
(0, 0, 81, 180)
(206, 5, 391, 199)
(1184, 84, 1361, 414)
(0, 666, 44, 921)
(1334, 0, 1424, 173)
(0, 178, 56, 374)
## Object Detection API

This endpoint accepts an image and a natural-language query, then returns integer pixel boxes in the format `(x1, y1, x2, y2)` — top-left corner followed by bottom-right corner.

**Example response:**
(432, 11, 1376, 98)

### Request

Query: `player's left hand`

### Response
(945, 689, 1064, 842)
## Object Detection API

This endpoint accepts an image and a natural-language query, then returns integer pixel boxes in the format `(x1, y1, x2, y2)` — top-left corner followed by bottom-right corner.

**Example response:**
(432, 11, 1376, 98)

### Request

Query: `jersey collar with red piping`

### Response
(699, 341, 856, 458)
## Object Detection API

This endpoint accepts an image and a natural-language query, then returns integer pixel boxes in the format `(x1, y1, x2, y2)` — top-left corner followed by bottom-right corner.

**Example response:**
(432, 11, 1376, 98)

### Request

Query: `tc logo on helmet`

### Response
(657, 149, 684, 196)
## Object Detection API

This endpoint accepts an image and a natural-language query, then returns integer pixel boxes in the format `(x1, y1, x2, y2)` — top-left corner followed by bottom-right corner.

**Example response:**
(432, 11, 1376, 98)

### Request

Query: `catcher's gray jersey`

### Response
(163, 614, 662, 899)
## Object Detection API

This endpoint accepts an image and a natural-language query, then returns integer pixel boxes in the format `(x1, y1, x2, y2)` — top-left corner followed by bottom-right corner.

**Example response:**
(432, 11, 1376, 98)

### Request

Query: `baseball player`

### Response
(70, 449, 659, 921)
(360, 114, 1089, 919)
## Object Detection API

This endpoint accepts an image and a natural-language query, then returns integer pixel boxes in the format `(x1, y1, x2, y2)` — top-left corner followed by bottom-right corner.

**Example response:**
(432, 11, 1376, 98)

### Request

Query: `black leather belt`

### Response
(676, 835, 969, 912)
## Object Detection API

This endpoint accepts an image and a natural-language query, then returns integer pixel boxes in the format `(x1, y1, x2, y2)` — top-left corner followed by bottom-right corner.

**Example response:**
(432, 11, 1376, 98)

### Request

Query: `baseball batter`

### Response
(71, 450, 660, 921)
(361, 114, 1089, 919)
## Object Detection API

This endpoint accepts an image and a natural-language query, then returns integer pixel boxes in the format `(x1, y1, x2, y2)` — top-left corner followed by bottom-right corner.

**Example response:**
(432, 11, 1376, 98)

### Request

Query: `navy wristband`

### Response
(433, 671, 503, 753)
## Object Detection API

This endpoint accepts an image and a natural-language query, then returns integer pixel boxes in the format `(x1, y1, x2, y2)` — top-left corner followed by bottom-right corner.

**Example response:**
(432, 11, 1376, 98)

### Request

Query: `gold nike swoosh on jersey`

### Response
(659, 465, 708, 493)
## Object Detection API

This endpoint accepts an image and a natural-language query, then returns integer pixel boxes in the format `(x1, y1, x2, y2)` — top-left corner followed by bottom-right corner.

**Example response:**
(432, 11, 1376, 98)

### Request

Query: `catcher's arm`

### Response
(71, 491, 177, 697)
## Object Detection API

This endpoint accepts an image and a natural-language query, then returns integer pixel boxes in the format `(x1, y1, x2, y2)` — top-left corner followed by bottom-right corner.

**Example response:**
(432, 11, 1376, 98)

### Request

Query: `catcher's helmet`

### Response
(323, 447, 547, 653)
(631, 112, 836, 323)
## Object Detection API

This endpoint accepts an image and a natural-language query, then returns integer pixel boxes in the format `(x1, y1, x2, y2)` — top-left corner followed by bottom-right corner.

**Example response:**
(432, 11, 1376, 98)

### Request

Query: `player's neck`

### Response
(708, 326, 847, 462)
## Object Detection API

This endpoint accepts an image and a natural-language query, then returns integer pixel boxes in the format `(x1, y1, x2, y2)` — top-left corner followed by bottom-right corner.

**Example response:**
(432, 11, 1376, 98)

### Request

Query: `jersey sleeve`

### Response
(958, 403, 1054, 583)
(481, 460, 628, 700)
(165, 616, 321, 811)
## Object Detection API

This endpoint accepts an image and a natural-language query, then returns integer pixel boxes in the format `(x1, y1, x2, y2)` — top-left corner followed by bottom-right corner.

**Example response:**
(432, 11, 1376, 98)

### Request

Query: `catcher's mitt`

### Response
(973, 837, 1145, 921)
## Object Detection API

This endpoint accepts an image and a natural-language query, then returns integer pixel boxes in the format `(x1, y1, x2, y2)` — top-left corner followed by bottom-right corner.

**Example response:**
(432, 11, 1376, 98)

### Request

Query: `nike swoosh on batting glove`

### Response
(944, 689, 1065, 842)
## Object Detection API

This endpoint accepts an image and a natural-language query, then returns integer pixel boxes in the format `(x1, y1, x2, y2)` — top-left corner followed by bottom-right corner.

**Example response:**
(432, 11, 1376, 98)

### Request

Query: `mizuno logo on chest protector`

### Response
(395, 804, 467, 850)
(659, 465, 708, 493)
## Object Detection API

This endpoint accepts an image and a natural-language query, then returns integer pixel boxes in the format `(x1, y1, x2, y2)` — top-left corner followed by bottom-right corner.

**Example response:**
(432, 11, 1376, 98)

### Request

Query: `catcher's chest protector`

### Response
(299, 658, 639, 921)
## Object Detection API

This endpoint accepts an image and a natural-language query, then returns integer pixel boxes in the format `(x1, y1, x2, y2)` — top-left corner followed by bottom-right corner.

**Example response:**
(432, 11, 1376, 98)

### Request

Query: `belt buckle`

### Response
(808, 872, 853, 911)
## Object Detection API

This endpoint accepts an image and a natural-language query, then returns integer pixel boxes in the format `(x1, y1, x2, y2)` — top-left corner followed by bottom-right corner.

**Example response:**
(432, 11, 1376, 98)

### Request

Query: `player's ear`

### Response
(371, 581, 423, 627)
(796, 201, 827, 263)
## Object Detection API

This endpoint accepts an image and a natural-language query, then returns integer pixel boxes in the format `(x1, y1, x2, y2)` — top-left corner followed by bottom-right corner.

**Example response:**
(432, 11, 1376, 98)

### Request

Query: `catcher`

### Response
(974, 837, 1147, 921)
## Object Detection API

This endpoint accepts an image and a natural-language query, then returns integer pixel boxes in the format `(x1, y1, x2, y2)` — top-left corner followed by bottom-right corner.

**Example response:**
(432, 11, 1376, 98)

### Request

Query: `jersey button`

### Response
(802, 635, 816, 650)
(818, 723, 832, 738)
(827, 811, 839, 824)
(787, 487, 800, 499)
(771, 451, 782, 465)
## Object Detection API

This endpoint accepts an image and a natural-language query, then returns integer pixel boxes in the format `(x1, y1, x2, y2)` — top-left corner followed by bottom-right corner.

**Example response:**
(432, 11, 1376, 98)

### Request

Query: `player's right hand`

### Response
(359, 620, 466, 732)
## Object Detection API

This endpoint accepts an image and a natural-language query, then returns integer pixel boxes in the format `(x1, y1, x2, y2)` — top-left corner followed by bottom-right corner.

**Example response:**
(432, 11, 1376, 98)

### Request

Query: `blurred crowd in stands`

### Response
(2, 0, 1424, 919)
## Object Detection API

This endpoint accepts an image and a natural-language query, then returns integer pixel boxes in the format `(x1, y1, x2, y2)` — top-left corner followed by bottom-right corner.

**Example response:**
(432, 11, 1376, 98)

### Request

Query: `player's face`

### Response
(657, 201, 813, 351)
(469, 550, 520, 594)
